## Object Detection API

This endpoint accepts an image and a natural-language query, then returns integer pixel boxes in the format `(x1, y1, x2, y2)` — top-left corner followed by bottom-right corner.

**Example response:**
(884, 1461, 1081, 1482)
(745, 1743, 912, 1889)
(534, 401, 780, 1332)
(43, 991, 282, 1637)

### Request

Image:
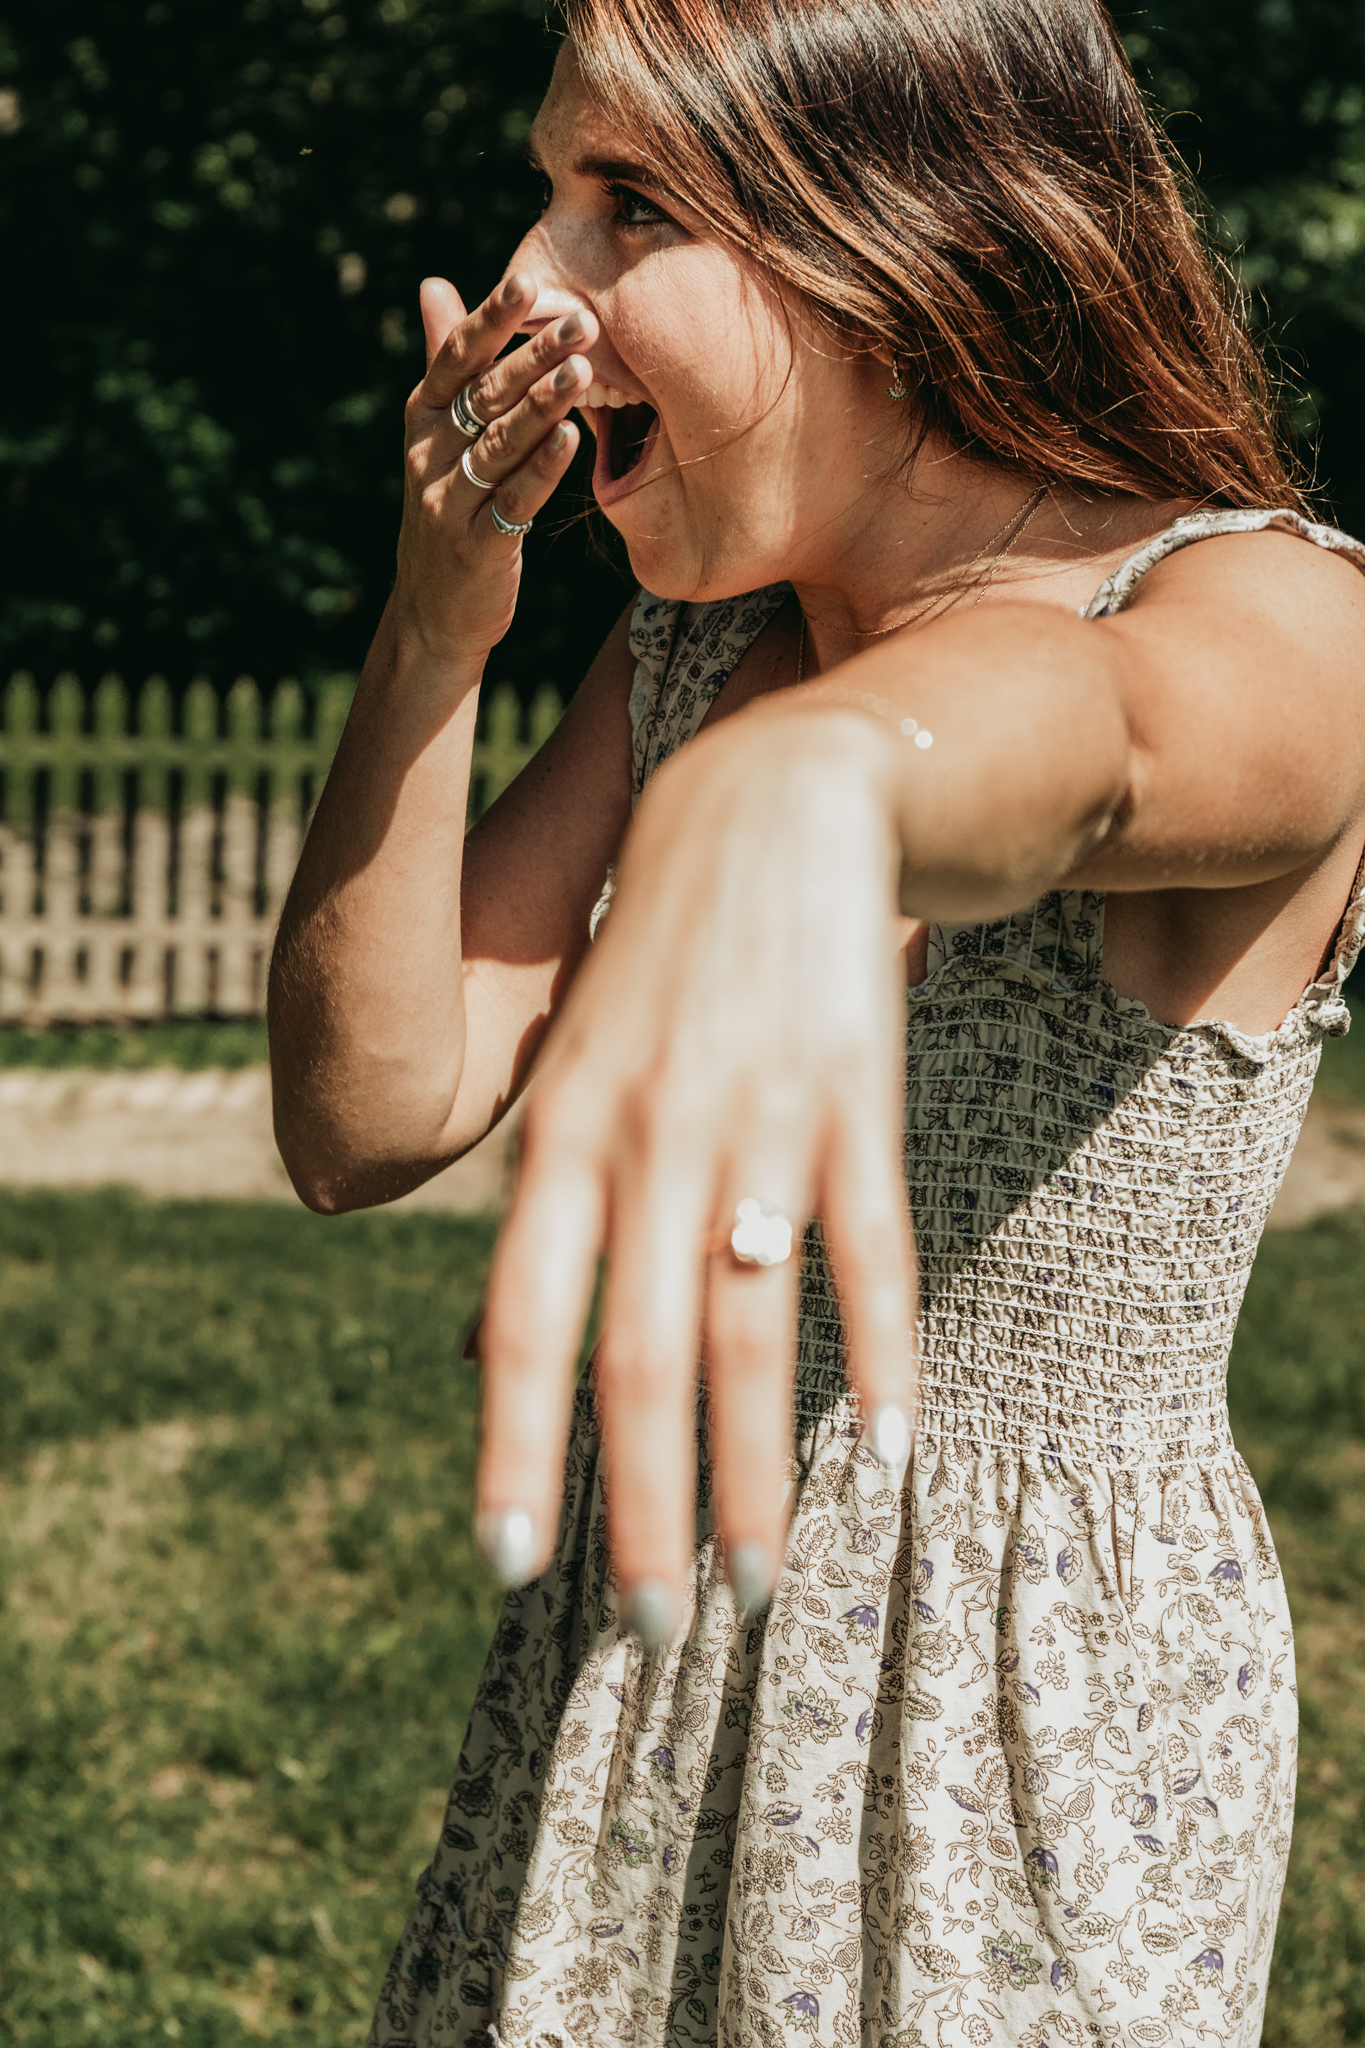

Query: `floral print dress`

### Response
(370, 510, 1365, 2048)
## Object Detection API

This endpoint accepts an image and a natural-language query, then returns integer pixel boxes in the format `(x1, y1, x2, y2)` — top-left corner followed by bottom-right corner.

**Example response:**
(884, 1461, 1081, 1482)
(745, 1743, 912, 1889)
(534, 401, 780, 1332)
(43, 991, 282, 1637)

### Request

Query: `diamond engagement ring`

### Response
(451, 382, 492, 438)
(730, 1199, 794, 1268)
(490, 502, 533, 538)
(461, 445, 497, 491)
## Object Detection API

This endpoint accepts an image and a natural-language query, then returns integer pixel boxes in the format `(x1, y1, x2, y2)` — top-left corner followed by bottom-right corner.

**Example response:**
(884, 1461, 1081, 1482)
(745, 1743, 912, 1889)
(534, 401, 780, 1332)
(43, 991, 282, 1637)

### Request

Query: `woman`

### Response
(268, 1, 1365, 2042)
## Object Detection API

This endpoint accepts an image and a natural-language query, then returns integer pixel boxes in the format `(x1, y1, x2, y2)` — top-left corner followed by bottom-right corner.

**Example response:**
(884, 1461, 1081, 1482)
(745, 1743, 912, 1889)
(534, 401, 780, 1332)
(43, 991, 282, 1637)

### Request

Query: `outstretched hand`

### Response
(473, 701, 921, 1645)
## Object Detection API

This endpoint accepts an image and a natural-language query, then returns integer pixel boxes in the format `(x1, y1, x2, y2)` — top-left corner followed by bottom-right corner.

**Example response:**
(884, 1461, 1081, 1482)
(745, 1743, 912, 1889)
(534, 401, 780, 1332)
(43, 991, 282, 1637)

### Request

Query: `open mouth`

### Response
(592, 399, 659, 501)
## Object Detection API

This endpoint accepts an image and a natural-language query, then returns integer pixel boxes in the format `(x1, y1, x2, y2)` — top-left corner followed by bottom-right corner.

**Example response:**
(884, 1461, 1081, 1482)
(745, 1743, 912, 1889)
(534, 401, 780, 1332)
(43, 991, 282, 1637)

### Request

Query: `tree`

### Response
(1, 1, 1363, 698)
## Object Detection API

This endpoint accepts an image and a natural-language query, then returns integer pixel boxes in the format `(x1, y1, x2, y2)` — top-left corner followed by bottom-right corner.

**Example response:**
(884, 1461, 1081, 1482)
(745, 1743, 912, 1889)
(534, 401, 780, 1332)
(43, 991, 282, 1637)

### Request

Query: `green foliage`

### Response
(1119, 1, 1365, 524)
(0, 1020, 270, 1068)
(2, 5, 1364, 698)
(0, 0, 629, 698)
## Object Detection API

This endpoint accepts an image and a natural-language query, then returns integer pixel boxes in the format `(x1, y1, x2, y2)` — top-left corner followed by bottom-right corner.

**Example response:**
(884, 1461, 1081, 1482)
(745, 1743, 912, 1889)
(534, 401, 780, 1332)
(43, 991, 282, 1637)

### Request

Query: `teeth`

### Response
(605, 388, 628, 408)
(584, 381, 631, 409)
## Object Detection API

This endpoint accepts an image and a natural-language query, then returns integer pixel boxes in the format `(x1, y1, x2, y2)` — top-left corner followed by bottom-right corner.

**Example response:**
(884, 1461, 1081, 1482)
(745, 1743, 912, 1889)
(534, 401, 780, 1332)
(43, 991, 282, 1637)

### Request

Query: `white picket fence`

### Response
(0, 671, 561, 1023)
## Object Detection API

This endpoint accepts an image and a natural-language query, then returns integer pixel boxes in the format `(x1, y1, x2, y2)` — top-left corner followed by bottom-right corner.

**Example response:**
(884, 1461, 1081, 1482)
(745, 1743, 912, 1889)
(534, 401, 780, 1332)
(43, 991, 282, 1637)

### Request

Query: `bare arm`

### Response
(268, 602, 634, 1213)
(473, 528, 1365, 1634)
(267, 268, 633, 1212)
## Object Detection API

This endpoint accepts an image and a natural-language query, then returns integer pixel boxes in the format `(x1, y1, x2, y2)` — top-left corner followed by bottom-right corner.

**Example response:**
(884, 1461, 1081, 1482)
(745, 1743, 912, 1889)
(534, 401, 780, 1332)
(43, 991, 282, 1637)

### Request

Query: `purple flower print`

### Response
(763, 1804, 802, 1829)
(647, 1745, 676, 1781)
(588, 1920, 624, 1941)
(1134, 1835, 1166, 1855)
(856, 1708, 874, 1745)
(1025, 1847, 1060, 1888)
(1051, 1957, 1076, 1993)
(947, 1785, 986, 1814)
(1208, 1557, 1244, 1596)
(1056, 1547, 1083, 1585)
(1189, 1948, 1224, 1989)
(841, 1603, 880, 1643)
(1238, 1662, 1255, 1697)
(661, 1845, 679, 1874)
(779, 1990, 820, 2032)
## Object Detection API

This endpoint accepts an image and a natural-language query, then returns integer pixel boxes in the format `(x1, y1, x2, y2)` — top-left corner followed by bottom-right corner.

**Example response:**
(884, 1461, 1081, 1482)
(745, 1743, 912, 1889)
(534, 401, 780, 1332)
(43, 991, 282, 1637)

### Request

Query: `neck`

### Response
(788, 450, 1051, 675)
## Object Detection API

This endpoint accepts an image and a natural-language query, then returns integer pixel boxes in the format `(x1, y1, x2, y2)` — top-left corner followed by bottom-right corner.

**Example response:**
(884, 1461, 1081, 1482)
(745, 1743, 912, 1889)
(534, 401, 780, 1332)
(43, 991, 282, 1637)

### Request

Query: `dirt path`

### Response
(1, 1065, 1363, 1226)
(0, 1067, 511, 1212)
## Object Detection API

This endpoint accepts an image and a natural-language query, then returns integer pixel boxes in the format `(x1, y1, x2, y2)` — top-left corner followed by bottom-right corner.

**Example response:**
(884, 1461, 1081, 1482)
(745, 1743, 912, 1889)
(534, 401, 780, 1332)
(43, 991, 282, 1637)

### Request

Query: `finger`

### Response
(483, 418, 582, 535)
(703, 1188, 803, 1619)
(476, 1088, 607, 1588)
(593, 1123, 713, 1653)
(464, 307, 600, 428)
(419, 276, 467, 372)
(417, 270, 534, 412)
(458, 357, 591, 495)
(818, 1100, 920, 1489)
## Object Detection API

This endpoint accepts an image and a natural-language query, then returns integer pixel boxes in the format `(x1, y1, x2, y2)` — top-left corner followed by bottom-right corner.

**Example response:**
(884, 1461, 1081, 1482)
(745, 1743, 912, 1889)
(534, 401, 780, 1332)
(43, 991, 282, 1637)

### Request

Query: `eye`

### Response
(606, 180, 671, 230)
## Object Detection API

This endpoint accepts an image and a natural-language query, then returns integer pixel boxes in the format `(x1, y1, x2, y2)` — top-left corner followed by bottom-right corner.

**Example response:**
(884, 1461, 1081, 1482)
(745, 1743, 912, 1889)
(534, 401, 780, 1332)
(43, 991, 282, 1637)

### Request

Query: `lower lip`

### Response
(591, 407, 660, 507)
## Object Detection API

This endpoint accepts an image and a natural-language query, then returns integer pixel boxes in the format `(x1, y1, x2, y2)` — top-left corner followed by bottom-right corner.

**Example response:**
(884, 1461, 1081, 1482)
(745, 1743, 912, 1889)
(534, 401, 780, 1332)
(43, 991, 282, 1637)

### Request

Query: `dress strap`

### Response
(1082, 505, 1365, 618)
(627, 584, 791, 804)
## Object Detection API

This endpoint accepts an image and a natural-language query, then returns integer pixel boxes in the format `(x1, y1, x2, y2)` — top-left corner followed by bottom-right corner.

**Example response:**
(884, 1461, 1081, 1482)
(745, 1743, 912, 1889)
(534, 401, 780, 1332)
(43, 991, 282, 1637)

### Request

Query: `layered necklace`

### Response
(795, 482, 1048, 684)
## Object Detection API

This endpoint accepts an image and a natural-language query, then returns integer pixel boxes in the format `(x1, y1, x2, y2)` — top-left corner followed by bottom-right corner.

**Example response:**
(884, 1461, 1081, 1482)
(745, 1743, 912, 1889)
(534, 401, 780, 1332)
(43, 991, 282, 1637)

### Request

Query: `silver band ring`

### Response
(461, 445, 497, 491)
(490, 501, 534, 538)
(451, 383, 492, 438)
(730, 1198, 794, 1269)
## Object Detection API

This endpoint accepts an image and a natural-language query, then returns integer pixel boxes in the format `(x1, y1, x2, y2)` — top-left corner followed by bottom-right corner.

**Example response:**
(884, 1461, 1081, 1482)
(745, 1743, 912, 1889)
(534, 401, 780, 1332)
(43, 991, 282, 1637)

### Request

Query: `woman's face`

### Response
(507, 46, 896, 604)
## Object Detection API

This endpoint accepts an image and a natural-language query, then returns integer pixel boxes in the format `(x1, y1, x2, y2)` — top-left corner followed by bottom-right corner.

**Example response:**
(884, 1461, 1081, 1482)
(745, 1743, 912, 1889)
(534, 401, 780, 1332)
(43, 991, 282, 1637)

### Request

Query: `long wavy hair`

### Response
(560, 0, 1307, 510)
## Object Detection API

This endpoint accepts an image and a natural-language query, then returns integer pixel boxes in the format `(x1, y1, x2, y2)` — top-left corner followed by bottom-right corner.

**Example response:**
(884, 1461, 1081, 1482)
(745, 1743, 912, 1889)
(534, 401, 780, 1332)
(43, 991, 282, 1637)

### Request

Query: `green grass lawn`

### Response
(0, 990, 1362, 2043)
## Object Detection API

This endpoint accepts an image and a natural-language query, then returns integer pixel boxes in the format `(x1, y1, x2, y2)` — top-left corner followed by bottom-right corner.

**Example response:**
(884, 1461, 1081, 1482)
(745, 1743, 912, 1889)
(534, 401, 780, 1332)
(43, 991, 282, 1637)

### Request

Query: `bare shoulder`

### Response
(1122, 522, 1365, 650)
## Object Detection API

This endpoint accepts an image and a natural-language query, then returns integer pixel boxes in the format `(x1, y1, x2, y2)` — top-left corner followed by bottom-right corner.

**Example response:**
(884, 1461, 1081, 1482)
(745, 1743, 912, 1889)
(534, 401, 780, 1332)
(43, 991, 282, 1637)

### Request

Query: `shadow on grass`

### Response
(0, 1189, 500, 2045)
(2, 1184, 1364, 2043)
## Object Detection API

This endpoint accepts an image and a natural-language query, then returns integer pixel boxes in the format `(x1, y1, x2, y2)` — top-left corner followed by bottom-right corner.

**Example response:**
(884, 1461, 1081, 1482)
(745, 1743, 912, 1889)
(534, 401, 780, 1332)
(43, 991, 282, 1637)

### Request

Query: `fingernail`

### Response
(549, 423, 569, 452)
(729, 1541, 776, 1619)
(623, 1578, 678, 1654)
(557, 313, 583, 344)
(553, 360, 581, 393)
(868, 1402, 911, 1480)
(501, 273, 527, 308)
(475, 1506, 539, 1586)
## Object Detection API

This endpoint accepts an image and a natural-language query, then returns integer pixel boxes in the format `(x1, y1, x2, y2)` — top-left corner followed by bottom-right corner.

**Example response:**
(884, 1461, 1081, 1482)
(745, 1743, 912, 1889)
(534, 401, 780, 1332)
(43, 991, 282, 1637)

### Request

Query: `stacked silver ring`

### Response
(450, 382, 491, 439)
(461, 445, 497, 491)
(452, 380, 534, 536)
(490, 503, 534, 539)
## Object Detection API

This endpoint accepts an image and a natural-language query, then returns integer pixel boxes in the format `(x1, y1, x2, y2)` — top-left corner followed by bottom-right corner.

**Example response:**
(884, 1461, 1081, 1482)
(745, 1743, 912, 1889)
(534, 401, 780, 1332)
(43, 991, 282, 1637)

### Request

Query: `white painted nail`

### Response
(729, 1541, 777, 1620)
(585, 380, 608, 409)
(869, 1402, 911, 1480)
(475, 1506, 539, 1587)
(624, 1578, 678, 1654)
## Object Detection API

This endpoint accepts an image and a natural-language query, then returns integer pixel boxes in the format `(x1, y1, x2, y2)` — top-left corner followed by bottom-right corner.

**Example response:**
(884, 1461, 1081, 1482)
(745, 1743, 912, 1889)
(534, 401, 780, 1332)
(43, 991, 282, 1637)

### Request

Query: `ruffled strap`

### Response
(1081, 505, 1365, 619)
(627, 584, 791, 804)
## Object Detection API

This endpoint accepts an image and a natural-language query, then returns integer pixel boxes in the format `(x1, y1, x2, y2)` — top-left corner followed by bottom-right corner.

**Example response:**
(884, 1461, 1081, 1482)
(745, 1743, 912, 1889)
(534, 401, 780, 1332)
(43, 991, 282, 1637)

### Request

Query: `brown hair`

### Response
(561, 0, 1307, 510)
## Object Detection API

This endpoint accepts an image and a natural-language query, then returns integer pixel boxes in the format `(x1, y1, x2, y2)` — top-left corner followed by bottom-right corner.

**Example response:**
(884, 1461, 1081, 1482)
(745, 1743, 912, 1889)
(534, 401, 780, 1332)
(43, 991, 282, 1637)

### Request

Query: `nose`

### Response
(505, 221, 593, 337)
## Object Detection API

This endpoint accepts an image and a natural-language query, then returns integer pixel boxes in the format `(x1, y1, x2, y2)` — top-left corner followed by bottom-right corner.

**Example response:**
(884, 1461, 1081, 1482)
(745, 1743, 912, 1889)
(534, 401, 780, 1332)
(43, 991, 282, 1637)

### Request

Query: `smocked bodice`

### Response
(625, 509, 1365, 1469)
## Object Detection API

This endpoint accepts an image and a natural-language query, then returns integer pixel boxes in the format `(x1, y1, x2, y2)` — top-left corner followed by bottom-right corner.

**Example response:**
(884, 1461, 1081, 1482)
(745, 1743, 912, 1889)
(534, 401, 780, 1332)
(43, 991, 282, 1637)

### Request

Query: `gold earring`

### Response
(887, 353, 908, 402)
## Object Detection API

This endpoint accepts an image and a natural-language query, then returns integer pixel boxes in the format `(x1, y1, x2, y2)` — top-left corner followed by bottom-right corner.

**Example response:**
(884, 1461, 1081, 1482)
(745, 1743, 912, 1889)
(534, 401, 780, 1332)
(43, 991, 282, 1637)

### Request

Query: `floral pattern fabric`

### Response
(370, 511, 1365, 2048)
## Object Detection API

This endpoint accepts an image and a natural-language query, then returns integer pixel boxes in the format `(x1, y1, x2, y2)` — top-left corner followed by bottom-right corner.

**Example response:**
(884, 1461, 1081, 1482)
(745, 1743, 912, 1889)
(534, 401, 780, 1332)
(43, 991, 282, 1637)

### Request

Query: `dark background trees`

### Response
(2, 0, 1364, 702)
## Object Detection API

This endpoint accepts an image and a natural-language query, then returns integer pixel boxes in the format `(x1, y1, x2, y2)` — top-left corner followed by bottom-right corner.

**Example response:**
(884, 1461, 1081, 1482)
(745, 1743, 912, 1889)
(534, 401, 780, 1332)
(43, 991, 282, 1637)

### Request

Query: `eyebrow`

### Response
(523, 136, 668, 194)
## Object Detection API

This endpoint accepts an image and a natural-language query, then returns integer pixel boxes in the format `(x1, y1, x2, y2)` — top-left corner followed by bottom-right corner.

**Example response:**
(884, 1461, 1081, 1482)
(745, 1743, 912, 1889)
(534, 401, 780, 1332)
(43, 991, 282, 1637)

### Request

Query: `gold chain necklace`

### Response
(796, 483, 1048, 684)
